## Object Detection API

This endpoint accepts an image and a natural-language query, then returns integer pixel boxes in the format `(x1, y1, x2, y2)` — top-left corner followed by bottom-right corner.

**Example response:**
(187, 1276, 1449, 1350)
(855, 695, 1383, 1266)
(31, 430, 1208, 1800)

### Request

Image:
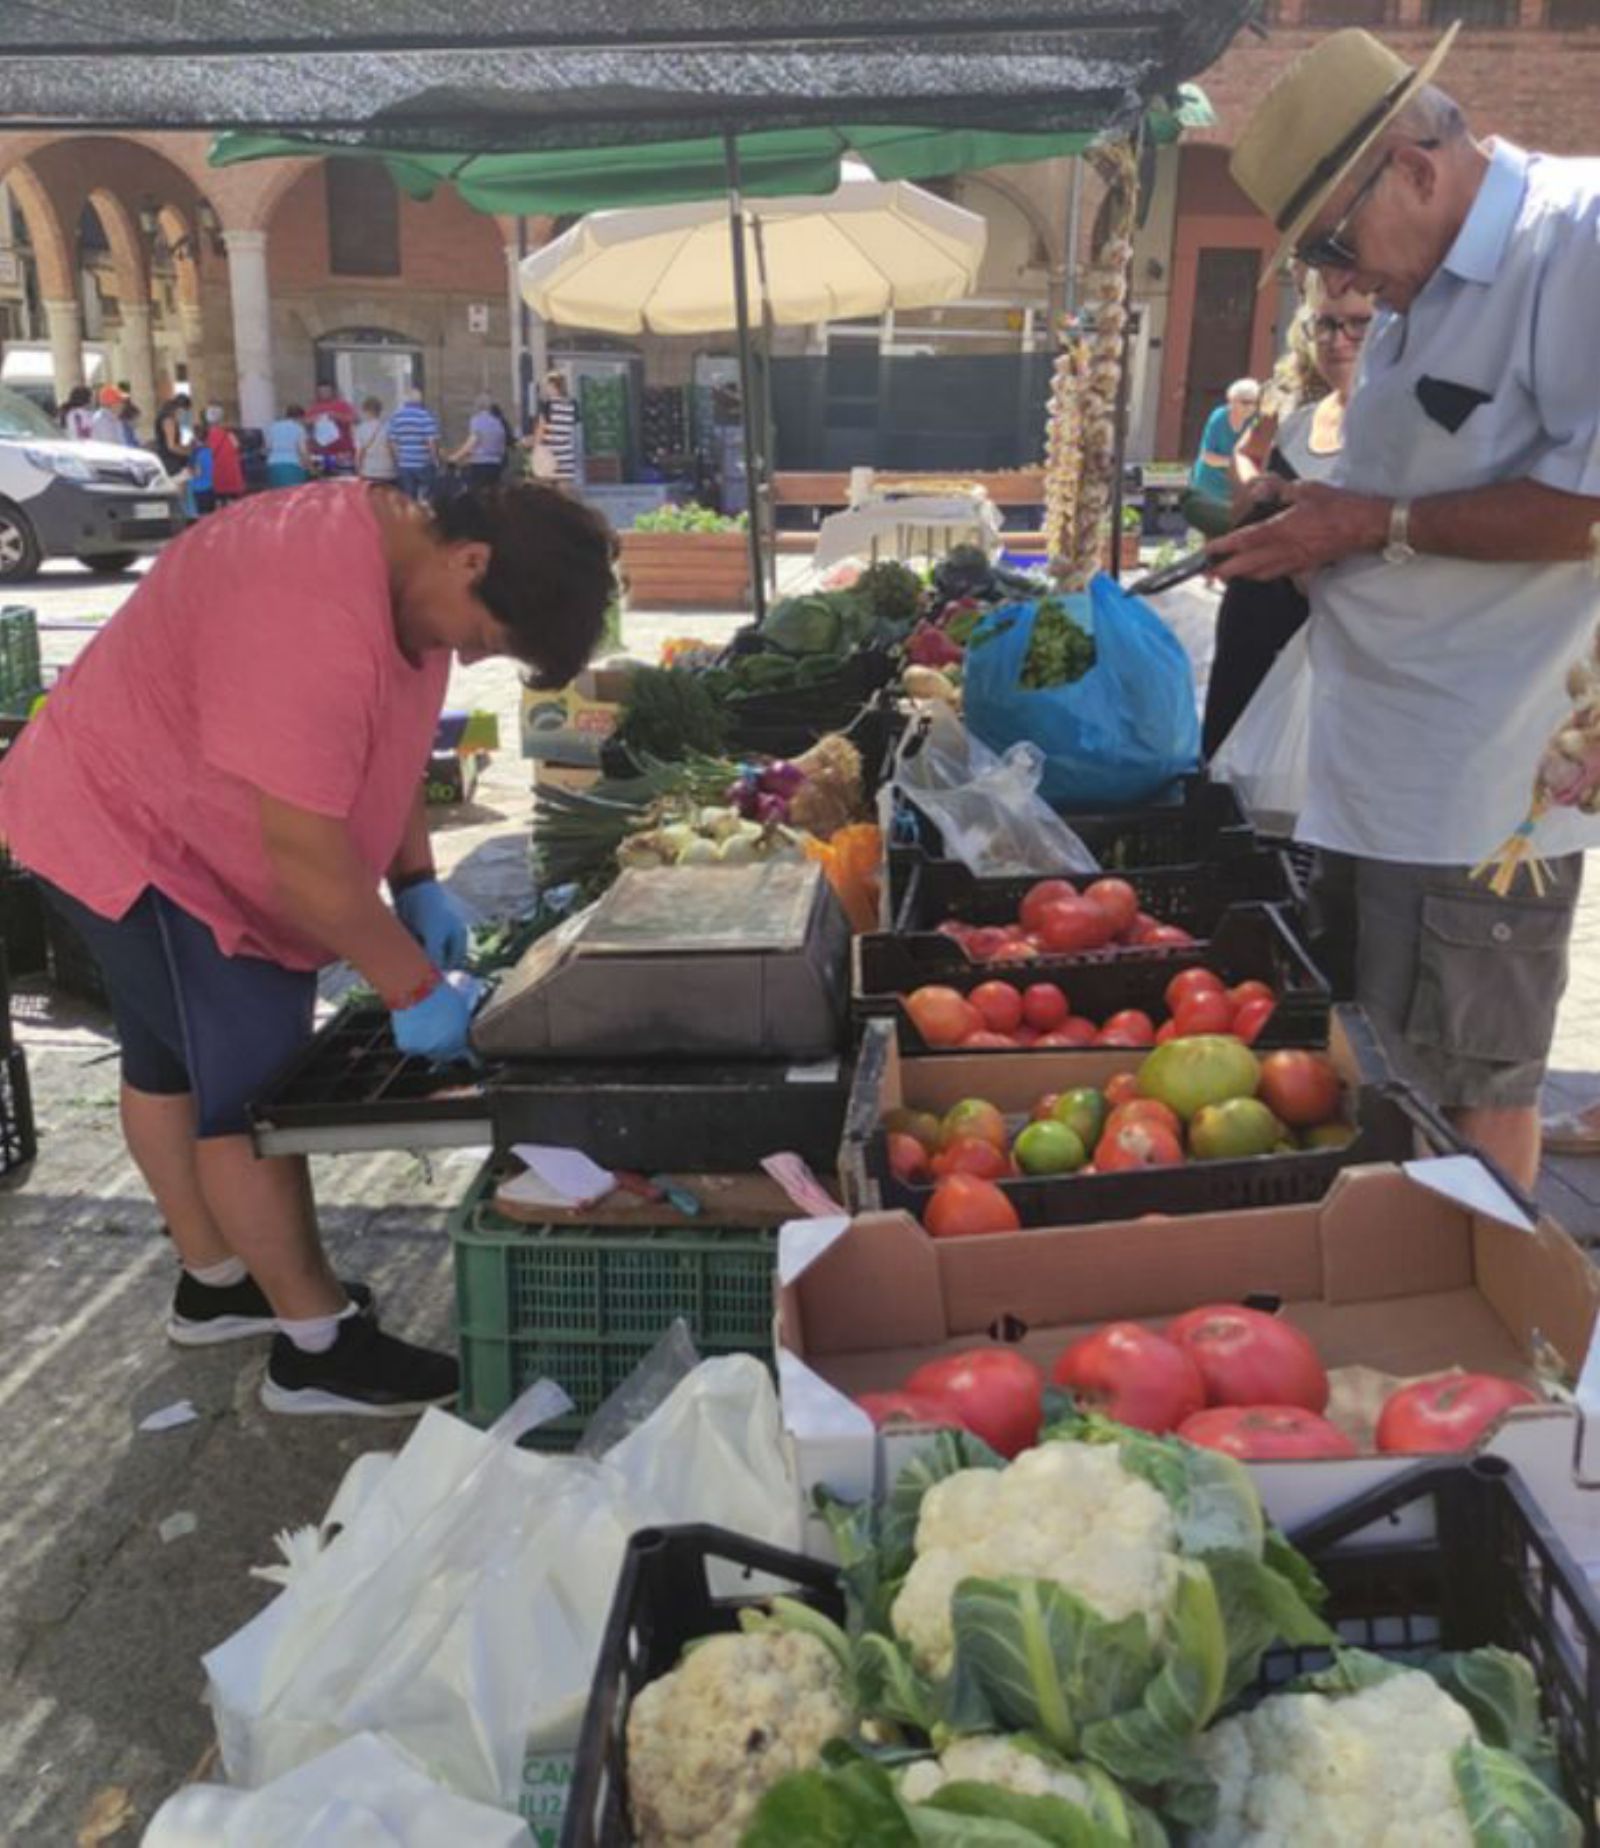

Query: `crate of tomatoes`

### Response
(856, 902, 1329, 1054)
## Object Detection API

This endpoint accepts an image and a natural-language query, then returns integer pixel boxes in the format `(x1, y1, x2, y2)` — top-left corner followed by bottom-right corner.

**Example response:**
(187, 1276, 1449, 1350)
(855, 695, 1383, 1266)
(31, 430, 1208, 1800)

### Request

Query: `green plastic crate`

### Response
(450, 1158, 777, 1447)
(0, 608, 41, 712)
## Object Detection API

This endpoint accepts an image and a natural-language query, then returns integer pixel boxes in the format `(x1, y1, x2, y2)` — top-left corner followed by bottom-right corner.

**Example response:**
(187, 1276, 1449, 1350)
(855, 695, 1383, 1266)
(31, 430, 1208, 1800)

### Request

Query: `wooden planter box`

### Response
(619, 530, 751, 611)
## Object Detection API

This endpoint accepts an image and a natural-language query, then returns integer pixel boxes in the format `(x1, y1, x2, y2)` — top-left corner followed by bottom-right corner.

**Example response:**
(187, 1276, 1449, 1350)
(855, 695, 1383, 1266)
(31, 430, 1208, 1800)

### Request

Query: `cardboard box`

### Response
(776, 1159, 1600, 1554)
(520, 666, 634, 765)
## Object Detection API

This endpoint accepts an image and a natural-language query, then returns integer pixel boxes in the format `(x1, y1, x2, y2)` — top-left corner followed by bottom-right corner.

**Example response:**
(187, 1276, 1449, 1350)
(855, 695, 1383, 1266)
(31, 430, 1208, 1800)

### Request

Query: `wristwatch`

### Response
(1383, 499, 1417, 565)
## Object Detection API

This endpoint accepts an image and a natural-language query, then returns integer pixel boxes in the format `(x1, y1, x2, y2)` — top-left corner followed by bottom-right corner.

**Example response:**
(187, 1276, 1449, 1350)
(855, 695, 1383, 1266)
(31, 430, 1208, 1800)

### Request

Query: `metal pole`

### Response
(516, 214, 534, 434)
(1108, 128, 1144, 585)
(723, 130, 767, 625)
(1064, 160, 1085, 317)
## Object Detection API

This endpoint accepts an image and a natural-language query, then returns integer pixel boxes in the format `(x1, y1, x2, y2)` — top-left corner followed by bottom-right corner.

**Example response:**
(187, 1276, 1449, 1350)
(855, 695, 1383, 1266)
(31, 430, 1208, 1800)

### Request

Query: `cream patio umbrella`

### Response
(520, 163, 986, 616)
(517, 164, 986, 334)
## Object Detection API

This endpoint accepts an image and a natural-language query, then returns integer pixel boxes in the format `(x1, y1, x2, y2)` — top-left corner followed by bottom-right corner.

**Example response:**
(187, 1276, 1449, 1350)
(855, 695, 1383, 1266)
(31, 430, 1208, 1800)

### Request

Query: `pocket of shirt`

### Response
(1405, 890, 1573, 1064)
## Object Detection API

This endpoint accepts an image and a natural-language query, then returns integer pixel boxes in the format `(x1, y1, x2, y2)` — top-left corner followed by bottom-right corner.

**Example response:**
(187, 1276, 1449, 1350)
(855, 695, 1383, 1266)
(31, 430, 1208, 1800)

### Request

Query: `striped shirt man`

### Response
(386, 399, 440, 475)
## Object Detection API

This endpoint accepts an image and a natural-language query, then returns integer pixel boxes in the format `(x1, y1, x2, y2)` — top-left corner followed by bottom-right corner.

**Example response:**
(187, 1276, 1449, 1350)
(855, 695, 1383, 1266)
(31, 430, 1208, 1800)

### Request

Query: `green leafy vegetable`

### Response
(1452, 1739, 1583, 1848)
(612, 666, 729, 762)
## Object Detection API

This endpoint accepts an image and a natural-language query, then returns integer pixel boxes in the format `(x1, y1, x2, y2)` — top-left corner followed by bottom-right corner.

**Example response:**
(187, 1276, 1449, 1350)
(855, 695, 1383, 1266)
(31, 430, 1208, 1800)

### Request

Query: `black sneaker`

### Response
(166, 1272, 375, 1347)
(260, 1314, 458, 1418)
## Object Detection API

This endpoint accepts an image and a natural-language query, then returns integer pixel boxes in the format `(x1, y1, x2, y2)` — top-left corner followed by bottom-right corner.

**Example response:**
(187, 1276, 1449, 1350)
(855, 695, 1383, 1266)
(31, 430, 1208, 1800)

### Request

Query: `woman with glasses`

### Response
(1201, 280, 1374, 758)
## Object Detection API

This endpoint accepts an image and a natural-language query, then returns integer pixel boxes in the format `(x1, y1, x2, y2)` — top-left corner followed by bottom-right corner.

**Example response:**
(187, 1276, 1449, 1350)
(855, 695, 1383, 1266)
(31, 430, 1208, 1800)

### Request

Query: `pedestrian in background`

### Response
(265, 404, 311, 489)
(153, 390, 192, 479)
(354, 396, 398, 484)
(387, 385, 441, 501)
(59, 385, 94, 441)
(448, 392, 508, 492)
(89, 385, 126, 446)
(1188, 378, 1260, 523)
(203, 403, 246, 509)
(308, 380, 357, 476)
(529, 369, 578, 485)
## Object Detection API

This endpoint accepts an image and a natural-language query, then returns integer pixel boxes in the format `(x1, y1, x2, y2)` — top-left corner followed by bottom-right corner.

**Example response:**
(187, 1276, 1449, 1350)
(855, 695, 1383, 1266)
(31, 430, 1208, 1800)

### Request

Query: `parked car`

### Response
(0, 384, 184, 582)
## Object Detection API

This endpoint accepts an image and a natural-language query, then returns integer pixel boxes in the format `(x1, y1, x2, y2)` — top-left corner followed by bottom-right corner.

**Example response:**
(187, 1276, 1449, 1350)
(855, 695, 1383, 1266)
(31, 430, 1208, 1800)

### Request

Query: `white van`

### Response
(0, 383, 184, 582)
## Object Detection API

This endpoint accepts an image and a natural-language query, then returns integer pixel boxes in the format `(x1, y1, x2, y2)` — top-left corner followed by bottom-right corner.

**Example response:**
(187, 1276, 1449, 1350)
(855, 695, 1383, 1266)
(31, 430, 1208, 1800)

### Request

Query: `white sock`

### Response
(185, 1256, 248, 1288)
(280, 1302, 359, 1355)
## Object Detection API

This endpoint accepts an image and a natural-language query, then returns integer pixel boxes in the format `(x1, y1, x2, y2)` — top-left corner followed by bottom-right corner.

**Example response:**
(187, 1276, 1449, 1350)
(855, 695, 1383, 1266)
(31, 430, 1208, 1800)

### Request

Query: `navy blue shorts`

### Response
(40, 884, 317, 1138)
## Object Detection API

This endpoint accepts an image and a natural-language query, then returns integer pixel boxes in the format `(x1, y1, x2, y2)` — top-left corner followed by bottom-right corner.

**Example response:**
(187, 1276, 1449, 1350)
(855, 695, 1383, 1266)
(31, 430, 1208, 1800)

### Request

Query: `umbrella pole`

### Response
(723, 129, 768, 625)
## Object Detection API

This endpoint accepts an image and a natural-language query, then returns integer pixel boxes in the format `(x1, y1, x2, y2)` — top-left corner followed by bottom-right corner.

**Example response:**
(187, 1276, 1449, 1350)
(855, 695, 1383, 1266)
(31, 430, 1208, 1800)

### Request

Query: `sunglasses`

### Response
(1294, 139, 1438, 271)
(1312, 313, 1373, 341)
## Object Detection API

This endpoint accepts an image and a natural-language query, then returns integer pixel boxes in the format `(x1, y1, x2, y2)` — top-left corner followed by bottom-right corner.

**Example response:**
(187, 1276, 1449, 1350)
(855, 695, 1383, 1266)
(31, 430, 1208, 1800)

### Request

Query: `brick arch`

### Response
(154, 202, 201, 310)
(84, 185, 149, 312)
(4, 159, 74, 300)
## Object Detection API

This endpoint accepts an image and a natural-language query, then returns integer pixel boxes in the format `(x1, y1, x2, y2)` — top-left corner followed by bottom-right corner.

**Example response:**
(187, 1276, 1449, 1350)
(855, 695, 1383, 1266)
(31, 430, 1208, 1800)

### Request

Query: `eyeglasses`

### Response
(1312, 313, 1373, 342)
(1293, 140, 1438, 271)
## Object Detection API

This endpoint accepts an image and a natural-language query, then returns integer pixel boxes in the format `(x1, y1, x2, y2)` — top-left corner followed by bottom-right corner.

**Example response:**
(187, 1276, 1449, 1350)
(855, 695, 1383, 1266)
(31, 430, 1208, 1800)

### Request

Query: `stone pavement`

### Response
(1, 553, 1597, 1838)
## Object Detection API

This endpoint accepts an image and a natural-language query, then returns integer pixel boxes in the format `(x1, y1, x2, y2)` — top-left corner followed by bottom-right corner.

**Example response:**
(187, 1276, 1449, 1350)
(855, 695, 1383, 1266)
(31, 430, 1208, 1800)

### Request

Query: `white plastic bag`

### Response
(142, 1733, 533, 1847)
(1209, 625, 1311, 833)
(204, 1359, 799, 1810)
(892, 706, 1099, 878)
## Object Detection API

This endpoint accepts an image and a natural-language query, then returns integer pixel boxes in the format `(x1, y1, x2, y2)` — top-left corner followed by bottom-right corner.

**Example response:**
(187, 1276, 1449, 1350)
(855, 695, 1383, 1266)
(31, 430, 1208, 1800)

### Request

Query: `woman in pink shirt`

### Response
(0, 478, 613, 1415)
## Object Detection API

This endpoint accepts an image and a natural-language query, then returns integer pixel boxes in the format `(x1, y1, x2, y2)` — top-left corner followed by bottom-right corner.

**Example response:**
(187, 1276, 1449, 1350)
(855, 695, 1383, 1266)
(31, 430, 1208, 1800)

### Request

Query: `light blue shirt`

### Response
(1304, 141, 1600, 863)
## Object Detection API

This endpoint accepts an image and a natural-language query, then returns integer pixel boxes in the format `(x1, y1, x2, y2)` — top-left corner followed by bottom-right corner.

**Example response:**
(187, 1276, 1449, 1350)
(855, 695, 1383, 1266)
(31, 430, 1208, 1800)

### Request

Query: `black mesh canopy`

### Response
(0, 2, 1258, 145)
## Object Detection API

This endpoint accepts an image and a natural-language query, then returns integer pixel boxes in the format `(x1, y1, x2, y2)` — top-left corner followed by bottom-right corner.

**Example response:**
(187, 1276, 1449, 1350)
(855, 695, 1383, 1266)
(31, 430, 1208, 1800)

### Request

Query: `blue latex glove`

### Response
(394, 877, 472, 971)
(391, 979, 475, 1063)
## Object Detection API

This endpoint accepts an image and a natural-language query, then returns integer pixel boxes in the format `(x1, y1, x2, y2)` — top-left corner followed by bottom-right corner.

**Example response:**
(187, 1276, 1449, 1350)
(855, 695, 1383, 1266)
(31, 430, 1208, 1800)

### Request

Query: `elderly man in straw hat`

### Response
(1213, 25, 1600, 1190)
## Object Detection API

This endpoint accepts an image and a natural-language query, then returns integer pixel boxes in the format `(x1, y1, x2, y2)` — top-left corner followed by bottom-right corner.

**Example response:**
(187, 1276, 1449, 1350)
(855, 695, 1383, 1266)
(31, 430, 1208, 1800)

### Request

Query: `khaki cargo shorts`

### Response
(1312, 852, 1583, 1110)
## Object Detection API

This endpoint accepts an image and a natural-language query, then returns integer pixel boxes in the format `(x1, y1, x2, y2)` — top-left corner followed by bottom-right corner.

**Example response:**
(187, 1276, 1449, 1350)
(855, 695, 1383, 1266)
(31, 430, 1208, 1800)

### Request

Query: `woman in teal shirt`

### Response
(1189, 378, 1260, 505)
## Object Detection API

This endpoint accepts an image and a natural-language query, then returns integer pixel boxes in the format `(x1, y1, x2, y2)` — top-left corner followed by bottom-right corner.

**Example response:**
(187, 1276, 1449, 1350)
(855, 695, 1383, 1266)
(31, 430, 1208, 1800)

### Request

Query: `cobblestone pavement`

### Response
(1, 553, 1596, 1837)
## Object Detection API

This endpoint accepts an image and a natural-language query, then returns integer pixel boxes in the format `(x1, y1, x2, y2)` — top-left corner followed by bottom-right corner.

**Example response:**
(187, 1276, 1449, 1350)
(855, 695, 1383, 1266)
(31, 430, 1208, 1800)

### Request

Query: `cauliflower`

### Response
(1193, 1664, 1479, 1847)
(890, 1441, 1180, 1677)
(899, 1736, 1097, 1809)
(625, 1626, 850, 1848)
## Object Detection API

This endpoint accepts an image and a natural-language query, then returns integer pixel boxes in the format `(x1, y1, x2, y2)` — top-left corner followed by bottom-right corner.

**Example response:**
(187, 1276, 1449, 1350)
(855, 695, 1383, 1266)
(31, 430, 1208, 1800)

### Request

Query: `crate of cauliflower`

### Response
(561, 1423, 1595, 1847)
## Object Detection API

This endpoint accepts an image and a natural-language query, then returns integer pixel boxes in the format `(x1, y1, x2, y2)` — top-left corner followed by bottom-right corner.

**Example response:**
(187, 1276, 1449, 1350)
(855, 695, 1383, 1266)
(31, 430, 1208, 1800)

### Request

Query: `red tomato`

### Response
(1165, 1304, 1329, 1412)
(1106, 1097, 1183, 1140)
(1146, 925, 1196, 946)
(905, 986, 981, 1048)
(1375, 1374, 1541, 1454)
(1094, 1119, 1185, 1170)
(1155, 1020, 1179, 1045)
(857, 1390, 959, 1430)
(1032, 1031, 1082, 1048)
(1125, 912, 1160, 945)
(1037, 899, 1117, 955)
(1165, 967, 1226, 1015)
(904, 1348, 1044, 1458)
(1104, 1072, 1142, 1108)
(1228, 980, 1277, 1012)
(1232, 997, 1277, 1046)
(888, 1132, 931, 1184)
(1011, 1026, 1040, 1047)
(963, 926, 1012, 963)
(1172, 991, 1236, 1037)
(968, 982, 1024, 1035)
(961, 1029, 1017, 1049)
(1178, 1405, 1357, 1460)
(1052, 1322, 1205, 1433)
(1030, 1092, 1061, 1121)
(1057, 1017, 1101, 1047)
(1021, 982, 1070, 1032)
(1084, 878, 1139, 938)
(941, 1099, 1008, 1150)
(1098, 1009, 1156, 1047)
(930, 1135, 1012, 1180)
(937, 919, 972, 942)
(1258, 1051, 1343, 1128)
(988, 941, 1040, 963)
(923, 1173, 1021, 1239)
(1018, 879, 1080, 934)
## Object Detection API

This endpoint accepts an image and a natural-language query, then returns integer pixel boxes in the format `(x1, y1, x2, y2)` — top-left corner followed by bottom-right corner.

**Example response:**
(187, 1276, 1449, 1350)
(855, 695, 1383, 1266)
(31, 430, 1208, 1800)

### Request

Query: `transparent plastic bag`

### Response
(893, 705, 1099, 877)
(1209, 624, 1311, 833)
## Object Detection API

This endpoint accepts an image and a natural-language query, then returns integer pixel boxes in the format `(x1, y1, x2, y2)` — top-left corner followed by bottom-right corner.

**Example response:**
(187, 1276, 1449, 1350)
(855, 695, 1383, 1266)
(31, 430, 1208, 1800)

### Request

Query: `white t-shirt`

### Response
(354, 416, 397, 480)
(1304, 141, 1600, 866)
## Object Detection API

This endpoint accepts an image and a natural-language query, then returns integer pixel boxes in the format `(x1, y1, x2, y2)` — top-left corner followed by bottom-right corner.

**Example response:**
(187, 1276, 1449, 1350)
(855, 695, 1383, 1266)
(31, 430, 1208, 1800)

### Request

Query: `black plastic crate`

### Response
(894, 851, 1298, 947)
(43, 900, 109, 1010)
(565, 1459, 1600, 1848)
(1, 1046, 36, 1175)
(840, 1013, 1458, 1228)
(563, 1525, 846, 1848)
(0, 868, 48, 979)
(856, 902, 1330, 1053)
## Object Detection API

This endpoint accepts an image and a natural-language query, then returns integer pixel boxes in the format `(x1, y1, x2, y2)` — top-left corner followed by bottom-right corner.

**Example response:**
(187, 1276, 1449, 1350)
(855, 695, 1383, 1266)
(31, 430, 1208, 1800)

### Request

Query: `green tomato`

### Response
(1013, 1119, 1087, 1176)
(1052, 1087, 1107, 1150)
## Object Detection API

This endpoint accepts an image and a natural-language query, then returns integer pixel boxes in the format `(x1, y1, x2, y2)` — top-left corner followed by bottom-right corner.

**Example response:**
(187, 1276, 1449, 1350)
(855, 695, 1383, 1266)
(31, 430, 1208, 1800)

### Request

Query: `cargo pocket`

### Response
(1406, 891, 1572, 1065)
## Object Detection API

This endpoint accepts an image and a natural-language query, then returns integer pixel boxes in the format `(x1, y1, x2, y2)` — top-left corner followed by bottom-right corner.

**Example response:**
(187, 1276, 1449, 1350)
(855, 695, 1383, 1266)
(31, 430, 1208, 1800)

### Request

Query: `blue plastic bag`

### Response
(962, 575, 1199, 809)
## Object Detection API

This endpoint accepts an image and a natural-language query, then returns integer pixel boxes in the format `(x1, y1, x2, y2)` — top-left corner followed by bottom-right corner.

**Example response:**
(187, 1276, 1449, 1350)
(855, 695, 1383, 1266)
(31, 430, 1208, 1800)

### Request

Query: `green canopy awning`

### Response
(209, 93, 1213, 215)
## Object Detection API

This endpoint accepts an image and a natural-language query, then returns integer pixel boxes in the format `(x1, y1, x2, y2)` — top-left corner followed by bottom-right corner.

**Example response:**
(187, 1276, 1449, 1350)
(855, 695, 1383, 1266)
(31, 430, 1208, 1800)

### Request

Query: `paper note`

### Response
(508, 1144, 617, 1208)
(138, 1399, 199, 1434)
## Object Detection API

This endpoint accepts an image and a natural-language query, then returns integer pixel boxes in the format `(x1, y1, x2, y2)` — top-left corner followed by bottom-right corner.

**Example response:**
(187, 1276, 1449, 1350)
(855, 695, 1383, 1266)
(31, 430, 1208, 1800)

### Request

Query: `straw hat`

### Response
(1231, 23, 1460, 281)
